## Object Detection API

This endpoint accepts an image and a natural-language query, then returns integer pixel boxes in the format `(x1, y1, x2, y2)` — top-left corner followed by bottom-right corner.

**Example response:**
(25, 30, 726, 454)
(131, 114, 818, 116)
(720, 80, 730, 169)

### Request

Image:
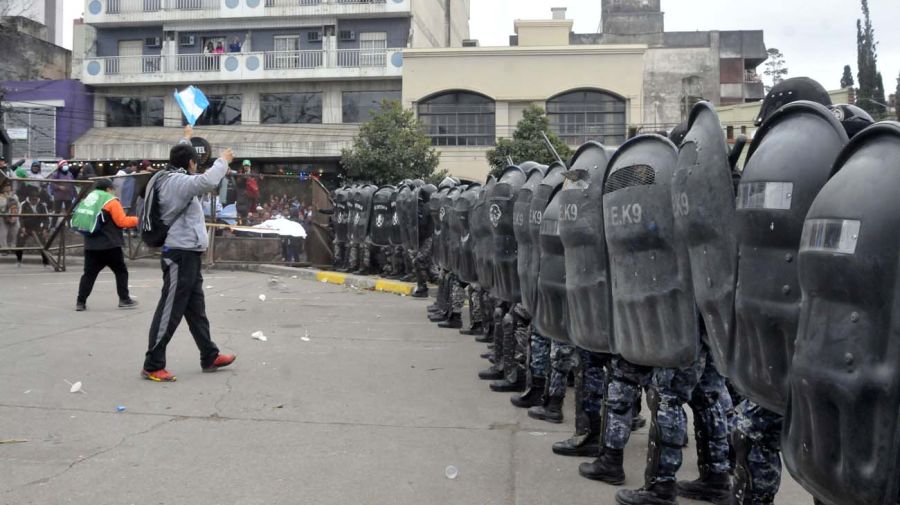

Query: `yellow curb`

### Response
(374, 279, 415, 296)
(316, 271, 347, 285)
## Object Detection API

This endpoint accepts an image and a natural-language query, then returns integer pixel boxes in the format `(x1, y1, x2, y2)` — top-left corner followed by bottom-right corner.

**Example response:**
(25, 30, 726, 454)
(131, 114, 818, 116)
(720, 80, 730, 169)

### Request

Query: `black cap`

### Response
(755, 77, 832, 126)
(94, 178, 114, 191)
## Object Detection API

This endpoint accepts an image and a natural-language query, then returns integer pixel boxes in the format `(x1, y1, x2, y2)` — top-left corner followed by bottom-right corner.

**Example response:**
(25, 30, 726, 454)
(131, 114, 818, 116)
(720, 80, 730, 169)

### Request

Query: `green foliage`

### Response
(485, 105, 572, 178)
(856, 0, 887, 117)
(763, 48, 788, 93)
(841, 65, 855, 88)
(340, 100, 441, 186)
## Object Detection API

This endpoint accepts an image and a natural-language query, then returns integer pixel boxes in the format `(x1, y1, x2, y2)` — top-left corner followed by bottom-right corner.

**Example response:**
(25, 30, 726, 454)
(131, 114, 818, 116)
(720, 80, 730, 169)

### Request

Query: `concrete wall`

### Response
(336, 18, 411, 49)
(95, 26, 164, 56)
(514, 20, 572, 47)
(0, 17, 71, 80)
(410, 0, 454, 47)
(402, 45, 646, 180)
(643, 45, 719, 129)
(449, 0, 469, 46)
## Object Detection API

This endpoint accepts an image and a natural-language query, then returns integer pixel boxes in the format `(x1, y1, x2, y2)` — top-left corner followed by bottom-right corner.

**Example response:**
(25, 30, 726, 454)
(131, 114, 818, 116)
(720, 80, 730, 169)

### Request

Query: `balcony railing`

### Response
(83, 48, 403, 83)
(93, 0, 391, 15)
(104, 0, 217, 14)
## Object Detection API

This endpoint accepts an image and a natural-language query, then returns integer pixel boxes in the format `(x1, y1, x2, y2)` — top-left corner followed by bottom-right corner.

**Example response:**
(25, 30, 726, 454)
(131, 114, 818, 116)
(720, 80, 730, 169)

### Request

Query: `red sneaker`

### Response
(202, 354, 236, 373)
(141, 369, 177, 382)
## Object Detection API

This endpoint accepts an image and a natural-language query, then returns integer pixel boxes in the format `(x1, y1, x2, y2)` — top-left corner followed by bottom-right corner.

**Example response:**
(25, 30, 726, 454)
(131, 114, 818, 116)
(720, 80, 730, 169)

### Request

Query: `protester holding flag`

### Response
(73, 178, 139, 312)
(140, 122, 236, 382)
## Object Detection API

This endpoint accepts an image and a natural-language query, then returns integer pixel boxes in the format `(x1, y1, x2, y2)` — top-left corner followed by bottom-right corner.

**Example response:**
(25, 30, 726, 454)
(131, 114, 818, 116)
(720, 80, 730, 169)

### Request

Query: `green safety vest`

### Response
(70, 189, 117, 235)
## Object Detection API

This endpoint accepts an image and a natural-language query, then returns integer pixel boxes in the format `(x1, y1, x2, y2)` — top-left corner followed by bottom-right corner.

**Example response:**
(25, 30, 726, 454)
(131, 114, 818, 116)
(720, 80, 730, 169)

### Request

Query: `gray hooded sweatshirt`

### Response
(146, 157, 228, 252)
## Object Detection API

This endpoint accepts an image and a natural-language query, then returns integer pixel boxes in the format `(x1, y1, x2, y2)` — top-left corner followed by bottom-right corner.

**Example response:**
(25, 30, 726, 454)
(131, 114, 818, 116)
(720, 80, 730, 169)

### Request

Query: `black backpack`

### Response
(141, 172, 190, 248)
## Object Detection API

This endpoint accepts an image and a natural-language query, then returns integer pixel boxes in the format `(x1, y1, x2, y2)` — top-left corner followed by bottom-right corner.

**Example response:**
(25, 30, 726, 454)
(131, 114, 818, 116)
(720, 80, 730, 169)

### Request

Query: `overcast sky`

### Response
(62, 0, 899, 93)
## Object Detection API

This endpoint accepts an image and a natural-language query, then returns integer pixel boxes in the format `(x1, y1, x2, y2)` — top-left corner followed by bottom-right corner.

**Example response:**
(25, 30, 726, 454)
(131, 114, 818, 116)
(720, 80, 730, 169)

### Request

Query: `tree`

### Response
(763, 48, 788, 93)
(486, 105, 572, 178)
(895, 70, 900, 120)
(340, 100, 441, 185)
(840, 65, 855, 88)
(856, 0, 886, 116)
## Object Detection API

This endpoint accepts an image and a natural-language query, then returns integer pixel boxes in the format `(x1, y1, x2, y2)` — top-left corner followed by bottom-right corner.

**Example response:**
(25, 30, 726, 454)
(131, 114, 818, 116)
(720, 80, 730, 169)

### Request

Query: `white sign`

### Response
(8, 128, 28, 140)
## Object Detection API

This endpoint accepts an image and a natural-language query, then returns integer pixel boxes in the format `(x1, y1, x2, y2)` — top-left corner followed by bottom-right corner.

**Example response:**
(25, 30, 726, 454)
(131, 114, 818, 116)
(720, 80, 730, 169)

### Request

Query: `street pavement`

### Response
(0, 261, 810, 505)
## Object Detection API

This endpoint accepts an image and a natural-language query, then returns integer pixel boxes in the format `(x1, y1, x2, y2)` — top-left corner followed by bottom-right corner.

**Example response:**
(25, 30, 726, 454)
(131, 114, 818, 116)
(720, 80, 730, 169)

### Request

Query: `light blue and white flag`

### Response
(174, 85, 210, 126)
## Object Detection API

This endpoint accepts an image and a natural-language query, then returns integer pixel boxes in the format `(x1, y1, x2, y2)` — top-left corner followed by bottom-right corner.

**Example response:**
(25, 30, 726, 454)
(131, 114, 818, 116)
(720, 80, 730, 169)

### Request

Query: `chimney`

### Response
(551, 7, 567, 20)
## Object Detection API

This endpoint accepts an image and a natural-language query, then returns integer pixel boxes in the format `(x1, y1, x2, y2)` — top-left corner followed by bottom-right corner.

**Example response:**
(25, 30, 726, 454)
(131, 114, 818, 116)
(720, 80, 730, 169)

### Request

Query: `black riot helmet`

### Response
(755, 77, 832, 126)
(668, 121, 689, 146)
(828, 104, 875, 139)
(438, 176, 459, 190)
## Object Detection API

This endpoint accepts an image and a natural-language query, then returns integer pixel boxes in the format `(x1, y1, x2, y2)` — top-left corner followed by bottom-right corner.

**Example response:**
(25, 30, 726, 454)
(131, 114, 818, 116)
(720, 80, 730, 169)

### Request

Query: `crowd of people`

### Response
(329, 77, 897, 505)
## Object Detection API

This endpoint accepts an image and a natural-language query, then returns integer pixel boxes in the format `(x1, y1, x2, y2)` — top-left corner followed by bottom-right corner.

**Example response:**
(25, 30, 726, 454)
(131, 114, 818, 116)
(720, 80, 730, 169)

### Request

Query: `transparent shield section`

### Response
(799, 219, 861, 255)
(736, 181, 794, 210)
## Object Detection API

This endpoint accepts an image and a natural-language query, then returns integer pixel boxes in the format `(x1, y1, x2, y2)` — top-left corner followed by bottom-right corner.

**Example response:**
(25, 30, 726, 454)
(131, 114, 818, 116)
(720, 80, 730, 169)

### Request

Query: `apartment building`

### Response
(73, 0, 469, 178)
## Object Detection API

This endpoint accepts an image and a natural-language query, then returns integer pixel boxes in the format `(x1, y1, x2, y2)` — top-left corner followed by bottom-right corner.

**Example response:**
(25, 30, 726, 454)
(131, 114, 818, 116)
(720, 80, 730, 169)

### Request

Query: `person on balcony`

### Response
(229, 37, 242, 53)
(214, 42, 225, 54)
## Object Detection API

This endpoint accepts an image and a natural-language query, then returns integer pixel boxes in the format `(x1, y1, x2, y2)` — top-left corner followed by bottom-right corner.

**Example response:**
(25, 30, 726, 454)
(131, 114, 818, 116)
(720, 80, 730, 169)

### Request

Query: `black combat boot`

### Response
(527, 395, 563, 423)
(480, 352, 494, 361)
(459, 322, 484, 336)
(510, 376, 545, 408)
(578, 448, 625, 485)
(615, 481, 678, 505)
(553, 410, 602, 457)
(437, 313, 462, 328)
(411, 286, 428, 298)
(478, 365, 504, 381)
(676, 472, 731, 505)
(428, 310, 449, 322)
(632, 415, 647, 431)
(401, 273, 416, 282)
(677, 409, 731, 505)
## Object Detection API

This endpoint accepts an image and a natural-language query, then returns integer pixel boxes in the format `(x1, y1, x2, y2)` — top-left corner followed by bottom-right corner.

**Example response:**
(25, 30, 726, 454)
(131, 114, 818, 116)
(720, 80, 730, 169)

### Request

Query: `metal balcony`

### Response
(84, 0, 409, 24)
(82, 48, 405, 85)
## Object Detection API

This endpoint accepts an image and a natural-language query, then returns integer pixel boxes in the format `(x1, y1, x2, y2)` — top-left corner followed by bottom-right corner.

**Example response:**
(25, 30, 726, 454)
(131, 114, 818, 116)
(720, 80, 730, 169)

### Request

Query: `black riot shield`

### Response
(527, 162, 567, 337)
(490, 166, 527, 303)
(782, 123, 900, 505)
(456, 183, 482, 284)
(333, 186, 350, 244)
(397, 184, 416, 250)
(514, 164, 548, 314)
(445, 185, 466, 276)
(472, 176, 497, 292)
(389, 188, 402, 246)
(733, 101, 849, 413)
(350, 184, 376, 245)
(602, 134, 698, 368)
(534, 172, 571, 343)
(429, 187, 449, 268)
(671, 102, 738, 373)
(347, 185, 361, 243)
(436, 185, 459, 271)
(370, 185, 396, 247)
(558, 142, 615, 353)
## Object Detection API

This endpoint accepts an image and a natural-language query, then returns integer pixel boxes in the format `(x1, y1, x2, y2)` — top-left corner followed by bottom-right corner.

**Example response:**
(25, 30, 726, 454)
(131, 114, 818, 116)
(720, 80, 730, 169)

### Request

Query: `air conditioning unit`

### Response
(145, 37, 162, 48)
(339, 30, 356, 41)
(308, 31, 322, 42)
(179, 35, 195, 46)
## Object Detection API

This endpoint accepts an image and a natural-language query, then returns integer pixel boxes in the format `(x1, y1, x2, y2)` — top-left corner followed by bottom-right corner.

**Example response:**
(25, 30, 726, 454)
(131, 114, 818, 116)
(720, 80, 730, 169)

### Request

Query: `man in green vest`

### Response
(72, 178, 139, 311)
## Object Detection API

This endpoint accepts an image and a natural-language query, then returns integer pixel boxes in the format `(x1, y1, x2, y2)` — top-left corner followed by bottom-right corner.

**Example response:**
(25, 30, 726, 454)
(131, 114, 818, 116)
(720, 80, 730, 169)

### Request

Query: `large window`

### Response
(417, 91, 495, 147)
(106, 97, 164, 127)
(342, 91, 401, 123)
(183, 95, 242, 126)
(547, 89, 626, 146)
(260, 93, 323, 124)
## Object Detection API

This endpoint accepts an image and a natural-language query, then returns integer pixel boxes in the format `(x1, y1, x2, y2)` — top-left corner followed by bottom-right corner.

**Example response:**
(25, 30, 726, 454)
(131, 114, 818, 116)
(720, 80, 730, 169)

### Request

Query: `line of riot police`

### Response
(323, 76, 897, 505)
(408, 76, 898, 505)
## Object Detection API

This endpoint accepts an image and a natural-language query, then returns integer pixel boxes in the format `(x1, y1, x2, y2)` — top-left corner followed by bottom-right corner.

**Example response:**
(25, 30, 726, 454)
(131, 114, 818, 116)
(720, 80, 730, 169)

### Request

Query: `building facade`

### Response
(73, 0, 469, 181)
(0, 15, 71, 81)
(403, 3, 767, 181)
(0, 0, 64, 46)
(1, 80, 95, 161)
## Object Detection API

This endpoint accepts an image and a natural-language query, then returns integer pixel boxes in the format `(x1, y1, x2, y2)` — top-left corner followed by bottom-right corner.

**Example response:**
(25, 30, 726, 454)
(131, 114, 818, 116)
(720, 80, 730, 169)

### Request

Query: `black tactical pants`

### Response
(77, 247, 130, 303)
(144, 249, 219, 372)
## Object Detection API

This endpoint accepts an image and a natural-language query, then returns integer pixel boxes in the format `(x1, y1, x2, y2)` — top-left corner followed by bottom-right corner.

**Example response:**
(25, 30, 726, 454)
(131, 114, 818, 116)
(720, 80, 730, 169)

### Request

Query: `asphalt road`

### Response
(0, 261, 810, 504)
